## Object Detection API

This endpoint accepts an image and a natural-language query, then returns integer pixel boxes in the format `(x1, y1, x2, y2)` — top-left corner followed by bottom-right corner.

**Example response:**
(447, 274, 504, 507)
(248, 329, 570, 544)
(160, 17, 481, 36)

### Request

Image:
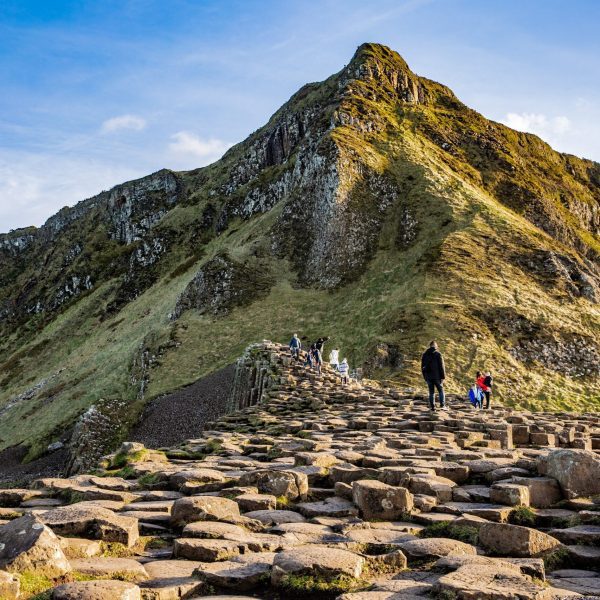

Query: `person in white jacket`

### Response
(329, 348, 340, 369)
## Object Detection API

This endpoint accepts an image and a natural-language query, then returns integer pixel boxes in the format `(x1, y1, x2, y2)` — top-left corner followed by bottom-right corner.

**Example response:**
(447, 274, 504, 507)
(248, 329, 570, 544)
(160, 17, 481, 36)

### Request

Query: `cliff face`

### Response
(1, 43, 599, 467)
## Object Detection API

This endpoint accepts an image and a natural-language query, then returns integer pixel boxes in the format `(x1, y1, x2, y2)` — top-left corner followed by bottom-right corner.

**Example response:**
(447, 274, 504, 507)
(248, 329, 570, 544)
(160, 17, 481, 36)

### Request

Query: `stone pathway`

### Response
(2, 341, 600, 599)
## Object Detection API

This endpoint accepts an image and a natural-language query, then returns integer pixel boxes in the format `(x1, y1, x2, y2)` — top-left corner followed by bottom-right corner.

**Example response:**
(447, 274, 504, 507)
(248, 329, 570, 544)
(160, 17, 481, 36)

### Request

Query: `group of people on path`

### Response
(290, 335, 493, 407)
(421, 340, 493, 411)
(289, 334, 350, 384)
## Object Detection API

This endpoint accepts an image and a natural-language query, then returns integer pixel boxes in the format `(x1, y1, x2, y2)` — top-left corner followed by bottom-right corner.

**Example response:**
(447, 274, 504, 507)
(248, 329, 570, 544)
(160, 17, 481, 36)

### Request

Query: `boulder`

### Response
(170, 496, 241, 527)
(41, 505, 139, 547)
(0, 513, 71, 578)
(538, 449, 600, 499)
(352, 480, 413, 520)
(479, 522, 562, 557)
(52, 580, 141, 599)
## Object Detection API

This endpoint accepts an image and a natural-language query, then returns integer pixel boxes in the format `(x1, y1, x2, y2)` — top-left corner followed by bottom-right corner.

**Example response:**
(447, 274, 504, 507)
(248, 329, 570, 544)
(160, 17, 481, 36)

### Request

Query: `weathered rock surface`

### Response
(538, 449, 600, 498)
(41, 505, 139, 547)
(478, 522, 562, 557)
(52, 580, 142, 600)
(0, 514, 71, 577)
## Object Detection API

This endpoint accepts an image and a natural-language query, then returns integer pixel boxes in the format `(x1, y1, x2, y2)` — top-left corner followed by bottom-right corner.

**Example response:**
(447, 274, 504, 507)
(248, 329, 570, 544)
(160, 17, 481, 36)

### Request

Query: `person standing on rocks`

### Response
(421, 340, 447, 411)
(479, 371, 493, 409)
(315, 336, 329, 355)
(329, 347, 340, 369)
(312, 345, 323, 375)
(338, 358, 349, 384)
(289, 333, 301, 360)
(304, 344, 315, 369)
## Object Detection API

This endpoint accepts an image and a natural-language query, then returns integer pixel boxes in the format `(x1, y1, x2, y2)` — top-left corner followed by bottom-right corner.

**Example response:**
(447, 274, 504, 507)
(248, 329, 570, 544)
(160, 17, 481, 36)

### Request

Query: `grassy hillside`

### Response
(0, 43, 598, 463)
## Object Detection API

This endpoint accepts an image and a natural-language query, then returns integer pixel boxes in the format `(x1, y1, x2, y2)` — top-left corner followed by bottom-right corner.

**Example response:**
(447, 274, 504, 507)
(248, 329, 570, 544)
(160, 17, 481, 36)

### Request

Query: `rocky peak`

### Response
(340, 43, 426, 105)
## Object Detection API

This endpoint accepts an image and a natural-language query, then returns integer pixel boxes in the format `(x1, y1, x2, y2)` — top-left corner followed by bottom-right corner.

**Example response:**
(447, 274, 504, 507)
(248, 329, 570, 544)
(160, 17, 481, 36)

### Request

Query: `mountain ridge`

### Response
(0, 42, 599, 469)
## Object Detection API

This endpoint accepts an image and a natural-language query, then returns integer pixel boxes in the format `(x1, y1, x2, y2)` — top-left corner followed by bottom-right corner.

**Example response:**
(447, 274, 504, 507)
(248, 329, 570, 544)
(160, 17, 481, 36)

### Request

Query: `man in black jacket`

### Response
(421, 340, 447, 411)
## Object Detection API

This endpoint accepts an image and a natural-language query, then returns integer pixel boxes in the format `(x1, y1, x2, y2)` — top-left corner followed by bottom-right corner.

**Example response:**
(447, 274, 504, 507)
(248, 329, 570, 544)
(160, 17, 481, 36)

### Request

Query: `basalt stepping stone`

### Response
(69, 557, 149, 581)
(345, 527, 417, 548)
(139, 560, 206, 599)
(271, 545, 366, 587)
(183, 520, 248, 538)
(478, 522, 562, 558)
(296, 496, 359, 518)
(123, 501, 173, 512)
(174, 538, 245, 561)
(41, 504, 139, 547)
(0, 489, 45, 507)
(194, 553, 274, 591)
(236, 492, 277, 512)
(550, 525, 600, 545)
(120, 510, 171, 525)
(51, 580, 142, 600)
(170, 496, 241, 527)
(434, 563, 552, 600)
(397, 538, 477, 563)
(59, 537, 102, 558)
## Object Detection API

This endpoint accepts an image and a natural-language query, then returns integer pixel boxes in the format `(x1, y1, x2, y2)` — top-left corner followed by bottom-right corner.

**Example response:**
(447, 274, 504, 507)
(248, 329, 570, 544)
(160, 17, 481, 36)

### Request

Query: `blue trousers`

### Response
(427, 380, 445, 408)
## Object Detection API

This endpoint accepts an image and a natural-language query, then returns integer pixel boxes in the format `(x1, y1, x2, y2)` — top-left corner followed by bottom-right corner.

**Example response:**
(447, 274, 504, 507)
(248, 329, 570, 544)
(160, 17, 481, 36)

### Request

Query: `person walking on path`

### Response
(289, 333, 301, 360)
(338, 358, 349, 384)
(329, 347, 340, 369)
(477, 371, 493, 409)
(312, 345, 323, 375)
(304, 343, 315, 369)
(315, 337, 329, 355)
(421, 340, 447, 411)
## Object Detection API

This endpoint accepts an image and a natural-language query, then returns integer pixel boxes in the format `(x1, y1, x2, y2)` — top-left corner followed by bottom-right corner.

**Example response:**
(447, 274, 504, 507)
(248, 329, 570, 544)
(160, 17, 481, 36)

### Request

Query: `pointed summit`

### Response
(340, 42, 426, 106)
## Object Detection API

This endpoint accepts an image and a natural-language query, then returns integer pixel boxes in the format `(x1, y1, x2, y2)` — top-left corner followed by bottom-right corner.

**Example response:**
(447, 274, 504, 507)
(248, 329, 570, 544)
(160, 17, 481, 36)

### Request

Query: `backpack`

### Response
(468, 386, 481, 407)
(484, 375, 493, 387)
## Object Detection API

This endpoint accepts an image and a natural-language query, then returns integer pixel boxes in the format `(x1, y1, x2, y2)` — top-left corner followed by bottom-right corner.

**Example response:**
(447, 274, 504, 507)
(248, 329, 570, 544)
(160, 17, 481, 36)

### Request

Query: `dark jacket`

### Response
(421, 347, 446, 382)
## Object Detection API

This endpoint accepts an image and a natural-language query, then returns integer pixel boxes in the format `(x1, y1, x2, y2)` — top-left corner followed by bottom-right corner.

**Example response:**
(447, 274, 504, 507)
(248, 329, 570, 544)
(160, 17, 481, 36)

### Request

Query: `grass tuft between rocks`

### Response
(279, 573, 371, 596)
(420, 521, 478, 545)
(509, 505, 536, 526)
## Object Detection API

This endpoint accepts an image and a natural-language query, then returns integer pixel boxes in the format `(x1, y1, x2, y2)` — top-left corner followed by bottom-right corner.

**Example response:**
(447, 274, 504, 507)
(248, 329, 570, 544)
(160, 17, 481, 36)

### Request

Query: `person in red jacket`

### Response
(476, 371, 492, 409)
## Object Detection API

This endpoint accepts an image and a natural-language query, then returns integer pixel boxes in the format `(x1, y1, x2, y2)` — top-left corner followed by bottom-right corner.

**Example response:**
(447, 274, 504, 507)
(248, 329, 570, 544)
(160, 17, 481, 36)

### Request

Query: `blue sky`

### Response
(1, 0, 599, 232)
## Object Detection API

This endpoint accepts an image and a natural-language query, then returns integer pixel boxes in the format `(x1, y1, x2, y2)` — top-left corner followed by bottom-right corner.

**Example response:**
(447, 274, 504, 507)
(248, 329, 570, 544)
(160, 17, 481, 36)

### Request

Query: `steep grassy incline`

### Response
(0, 43, 598, 466)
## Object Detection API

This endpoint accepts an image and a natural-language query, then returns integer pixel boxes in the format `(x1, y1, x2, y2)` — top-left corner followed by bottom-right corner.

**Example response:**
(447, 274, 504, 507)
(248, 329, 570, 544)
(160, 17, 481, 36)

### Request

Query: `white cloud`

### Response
(502, 112, 571, 137)
(101, 114, 147, 133)
(168, 131, 230, 163)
